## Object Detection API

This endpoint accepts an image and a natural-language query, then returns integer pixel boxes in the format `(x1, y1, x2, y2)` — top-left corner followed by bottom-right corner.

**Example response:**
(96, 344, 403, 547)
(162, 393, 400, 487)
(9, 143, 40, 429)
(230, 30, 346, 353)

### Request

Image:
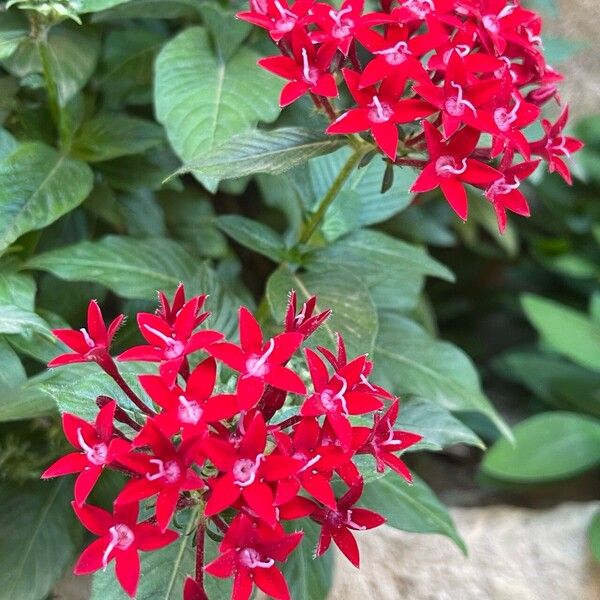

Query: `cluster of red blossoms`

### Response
(42, 285, 421, 599)
(239, 0, 583, 231)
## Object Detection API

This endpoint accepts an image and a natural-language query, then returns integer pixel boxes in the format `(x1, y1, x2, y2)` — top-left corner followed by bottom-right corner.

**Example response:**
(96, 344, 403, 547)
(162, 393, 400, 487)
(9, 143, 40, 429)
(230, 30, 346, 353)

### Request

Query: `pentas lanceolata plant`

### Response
(239, 0, 583, 232)
(41, 285, 422, 600)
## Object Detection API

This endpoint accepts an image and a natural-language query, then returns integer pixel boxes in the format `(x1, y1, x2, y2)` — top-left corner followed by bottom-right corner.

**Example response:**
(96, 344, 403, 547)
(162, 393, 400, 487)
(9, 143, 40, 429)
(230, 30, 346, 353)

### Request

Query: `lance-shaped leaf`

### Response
(0, 143, 93, 254)
(175, 127, 342, 180)
(155, 26, 281, 192)
(373, 313, 511, 440)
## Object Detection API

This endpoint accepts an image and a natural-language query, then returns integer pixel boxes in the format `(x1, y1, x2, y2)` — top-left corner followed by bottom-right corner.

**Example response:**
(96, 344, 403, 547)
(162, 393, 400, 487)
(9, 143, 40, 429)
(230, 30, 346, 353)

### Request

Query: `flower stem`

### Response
(298, 146, 368, 245)
(195, 521, 206, 587)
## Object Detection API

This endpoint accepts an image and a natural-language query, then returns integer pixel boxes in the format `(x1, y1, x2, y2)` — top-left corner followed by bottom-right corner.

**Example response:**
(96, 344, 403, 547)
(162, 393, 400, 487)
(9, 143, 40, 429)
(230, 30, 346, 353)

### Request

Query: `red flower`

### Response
(73, 502, 178, 597)
(355, 24, 435, 90)
(284, 290, 331, 339)
(410, 122, 501, 220)
(530, 107, 584, 184)
(414, 50, 500, 138)
(138, 357, 238, 440)
(49, 300, 123, 367)
(116, 423, 205, 531)
(118, 294, 223, 385)
(485, 160, 540, 232)
(203, 413, 300, 525)
(258, 28, 338, 107)
(208, 307, 306, 412)
(205, 513, 303, 600)
(327, 69, 435, 160)
(312, 481, 385, 567)
(354, 399, 422, 481)
(237, 0, 313, 42)
(310, 0, 393, 55)
(42, 400, 127, 505)
(301, 348, 383, 450)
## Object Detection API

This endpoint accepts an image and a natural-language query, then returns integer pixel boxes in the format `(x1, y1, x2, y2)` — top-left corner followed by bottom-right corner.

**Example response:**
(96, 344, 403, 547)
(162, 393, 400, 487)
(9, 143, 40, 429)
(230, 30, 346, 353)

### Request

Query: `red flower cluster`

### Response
(42, 285, 421, 599)
(240, 0, 583, 232)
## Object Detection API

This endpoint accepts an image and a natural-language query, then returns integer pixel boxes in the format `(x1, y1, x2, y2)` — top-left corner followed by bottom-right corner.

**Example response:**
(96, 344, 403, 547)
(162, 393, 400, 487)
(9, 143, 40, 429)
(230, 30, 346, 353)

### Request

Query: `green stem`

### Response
(37, 36, 67, 148)
(298, 145, 368, 245)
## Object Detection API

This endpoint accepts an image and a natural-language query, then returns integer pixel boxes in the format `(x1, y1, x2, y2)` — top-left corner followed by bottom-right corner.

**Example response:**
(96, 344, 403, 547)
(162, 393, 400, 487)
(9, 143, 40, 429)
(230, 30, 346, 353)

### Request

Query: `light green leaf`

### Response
(0, 127, 18, 159)
(373, 313, 510, 439)
(0, 340, 25, 391)
(72, 113, 164, 162)
(0, 304, 50, 336)
(0, 367, 56, 422)
(91, 0, 198, 20)
(282, 520, 333, 600)
(91, 507, 230, 600)
(155, 27, 281, 192)
(79, 0, 130, 11)
(482, 412, 600, 482)
(360, 473, 466, 553)
(27, 235, 198, 300)
(0, 479, 81, 600)
(310, 147, 416, 227)
(0, 259, 36, 309)
(267, 264, 378, 357)
(217, 215, 287, 262)
(398, 399, 485, 452)
(522, 294, 600, 371)
(197, 1, 251, 61)
(0, 142, 93, 254)
(177, 127, 342, 181)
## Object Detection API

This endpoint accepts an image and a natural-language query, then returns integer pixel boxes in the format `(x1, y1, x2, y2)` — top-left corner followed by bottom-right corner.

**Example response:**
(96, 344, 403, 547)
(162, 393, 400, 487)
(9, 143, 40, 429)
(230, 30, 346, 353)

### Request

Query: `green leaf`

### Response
(79, 0, 130, 11)
(310, 148, 416, 227)
(0, 339, 25, 391)
(0, 10, 28, 61)
(0, 142, 93, 254)
(159, 190, 227, 258)
(217, 215, 287, 262)
(155, 27, 281, 192)
(91, 0, 198, 20)
(27, 235, 198, 300)
(4, 24, 100, 106)
(267, 264, 378, 357)
(482, 412, 600, 482)
(308, 229, 454, 287)
(373, 313, 510, 439)
(398, 399, 485, 452)
(0, 479, 81, 600)
(91, 507, 230, 600)
(0, 127, 18, 159)
(360, 473, 466, 553)
(521, 294, 600, 371)
(197, 1, 251, 61)
(282, 520, 334, 600)
(177, 127, 342, 181)
(0, 304, 50, 336)
(72, 113, 164, 162)
(589, 510, 600, 563)
(0, 259, 36, 309)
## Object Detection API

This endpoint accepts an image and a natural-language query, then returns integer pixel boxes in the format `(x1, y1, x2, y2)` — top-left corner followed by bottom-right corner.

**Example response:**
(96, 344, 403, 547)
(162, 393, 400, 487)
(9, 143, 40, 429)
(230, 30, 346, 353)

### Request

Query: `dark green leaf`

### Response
(217, 215, 287, 262)
(27, 235, 198, 299)
(373, 313, 510, 439)
(360, 473, 466, 553)
(0, 142, 93, 254)
(482, 412, 600, 482)
(197, 2, 251, 61)
(0, 479, 81, 600)
(0, 10, 28, 61)
(177, 127, 342, 181)
(267, 264, 378, 357)
(72, 113, 164, 162)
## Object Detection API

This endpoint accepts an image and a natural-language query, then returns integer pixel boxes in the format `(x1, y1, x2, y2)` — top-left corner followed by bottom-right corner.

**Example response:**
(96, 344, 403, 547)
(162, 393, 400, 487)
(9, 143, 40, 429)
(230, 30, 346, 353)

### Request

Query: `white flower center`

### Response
(487, 177, 520, 197)
(143, 324, 185, 358)
(233, 455, 264, 487)
(103, 524, 135, 567)
(375, 41, 411, 66)
(80, 328, 95, 349)
(77, 428, 108, 466)
(301, 48, 318, 85)
(435, 156, 468, 178)
(177, 395, 203, 425)
(404, 0, 434, 18)
(244, 338, 275, 378)
(368, 96, 394, 124)
(239, 547, 275, 569)
(320, 374, 349, 414)
(273, 0, 296, 32)
(345, 509, 367, 530)
(445, 82, 477, 118)
(328, 7, 354, 39)
(146, 458, 181, 483)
